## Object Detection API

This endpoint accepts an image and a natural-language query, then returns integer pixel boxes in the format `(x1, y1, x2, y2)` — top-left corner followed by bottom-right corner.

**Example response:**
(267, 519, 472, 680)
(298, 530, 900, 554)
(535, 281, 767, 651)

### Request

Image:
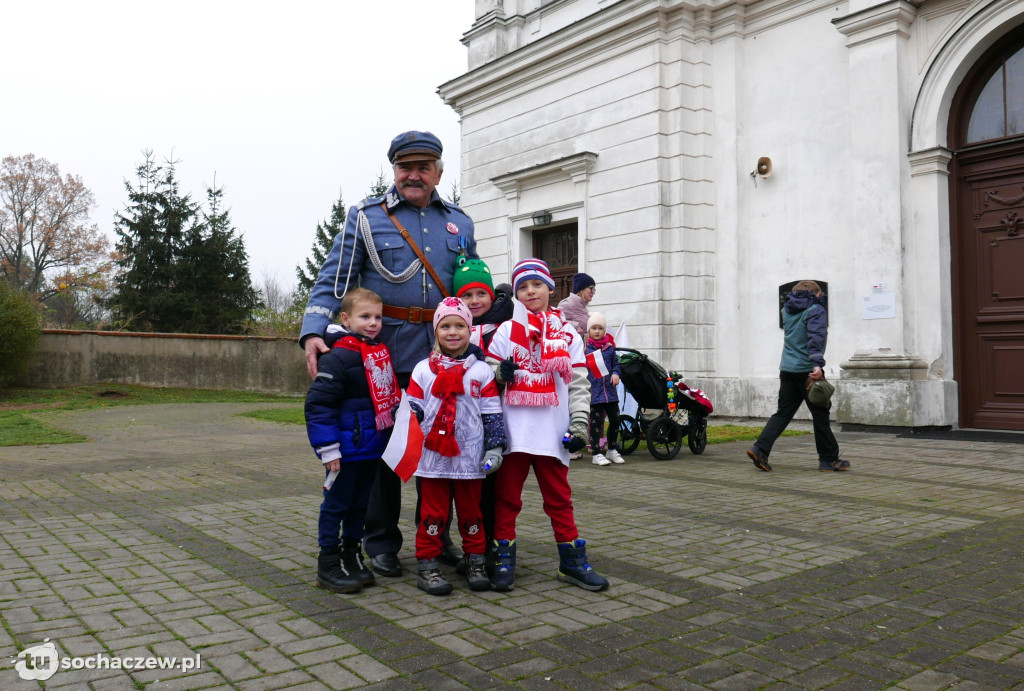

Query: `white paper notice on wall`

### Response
(863, 292, 896, 319)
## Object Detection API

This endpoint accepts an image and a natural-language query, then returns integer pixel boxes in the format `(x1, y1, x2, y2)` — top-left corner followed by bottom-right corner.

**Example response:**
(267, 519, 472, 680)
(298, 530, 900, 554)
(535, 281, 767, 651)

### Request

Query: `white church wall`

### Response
(445, 0, 1024, 426)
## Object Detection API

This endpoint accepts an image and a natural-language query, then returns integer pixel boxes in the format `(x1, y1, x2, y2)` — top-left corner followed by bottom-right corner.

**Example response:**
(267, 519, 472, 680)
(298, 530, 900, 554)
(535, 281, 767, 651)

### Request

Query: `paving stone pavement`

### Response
(1, 402, 1023, 689)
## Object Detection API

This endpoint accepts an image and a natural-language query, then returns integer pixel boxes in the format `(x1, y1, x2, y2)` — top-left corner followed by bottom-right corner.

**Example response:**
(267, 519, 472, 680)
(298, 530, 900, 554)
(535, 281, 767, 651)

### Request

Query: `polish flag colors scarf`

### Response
(333, 335, 401, 430)
(424, 352, 469, 457)
(505, 300, 573, 407)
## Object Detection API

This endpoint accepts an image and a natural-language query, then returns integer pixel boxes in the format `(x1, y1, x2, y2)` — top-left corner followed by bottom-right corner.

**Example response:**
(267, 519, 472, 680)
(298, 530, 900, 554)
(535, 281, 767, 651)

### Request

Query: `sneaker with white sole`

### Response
(592, 453, 611, 466)
(606, 449, 625, 464)
(569, 452, 583, 460)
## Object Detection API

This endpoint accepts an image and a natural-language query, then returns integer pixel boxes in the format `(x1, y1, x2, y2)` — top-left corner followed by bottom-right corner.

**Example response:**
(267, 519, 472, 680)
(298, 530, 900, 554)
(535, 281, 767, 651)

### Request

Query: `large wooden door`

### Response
(953, 147, 1024, 429)
(532, 223, 578, 305)
(950, 30, 1024, 429)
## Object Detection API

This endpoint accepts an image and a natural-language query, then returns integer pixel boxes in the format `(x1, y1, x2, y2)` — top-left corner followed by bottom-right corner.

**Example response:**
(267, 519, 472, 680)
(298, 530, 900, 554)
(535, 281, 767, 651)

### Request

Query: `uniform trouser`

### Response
(589, 402, 620, 451)
(493, 452, 578, 543)
(318, 458, 377, 549)
(362, 458, 403, 557)
(754, 370, 840, 462)
(416, 478, 485, 560)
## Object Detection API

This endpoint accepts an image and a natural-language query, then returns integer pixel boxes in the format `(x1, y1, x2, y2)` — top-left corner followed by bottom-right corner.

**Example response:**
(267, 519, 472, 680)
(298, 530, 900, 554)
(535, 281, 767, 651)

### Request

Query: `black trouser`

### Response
(363, 458, 404, 558)
(754, 370, 839, 462)
(589, 402, 620, 451)
(364, 371, 410, 559)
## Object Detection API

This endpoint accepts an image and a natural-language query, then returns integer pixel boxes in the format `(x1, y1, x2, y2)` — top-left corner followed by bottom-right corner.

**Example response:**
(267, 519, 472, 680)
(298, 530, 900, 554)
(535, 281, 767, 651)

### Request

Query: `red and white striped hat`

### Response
(511, 258, 555, 294)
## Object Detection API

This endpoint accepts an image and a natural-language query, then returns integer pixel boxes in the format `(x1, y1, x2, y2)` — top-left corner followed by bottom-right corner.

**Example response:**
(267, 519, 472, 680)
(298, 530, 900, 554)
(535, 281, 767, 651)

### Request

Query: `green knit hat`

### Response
(453, 258, 495, 300)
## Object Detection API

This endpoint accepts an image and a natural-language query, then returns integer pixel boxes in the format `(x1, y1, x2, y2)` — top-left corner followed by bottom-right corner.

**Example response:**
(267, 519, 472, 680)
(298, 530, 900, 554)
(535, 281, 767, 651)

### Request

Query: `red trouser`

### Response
(416, 477, 485, 560)
(493, 452, 578, 543)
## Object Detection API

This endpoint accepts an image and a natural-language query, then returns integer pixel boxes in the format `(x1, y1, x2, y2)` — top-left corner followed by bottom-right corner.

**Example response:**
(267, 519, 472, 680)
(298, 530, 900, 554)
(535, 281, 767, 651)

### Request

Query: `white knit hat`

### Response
(587, 312, 607, 331)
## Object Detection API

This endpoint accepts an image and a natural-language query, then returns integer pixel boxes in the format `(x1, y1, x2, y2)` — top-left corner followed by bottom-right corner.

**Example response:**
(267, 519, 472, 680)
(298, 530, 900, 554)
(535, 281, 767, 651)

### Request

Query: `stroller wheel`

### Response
(647, 417, 682, 460)
(618, 415, 641, 455)
(688, 417, 708, 455)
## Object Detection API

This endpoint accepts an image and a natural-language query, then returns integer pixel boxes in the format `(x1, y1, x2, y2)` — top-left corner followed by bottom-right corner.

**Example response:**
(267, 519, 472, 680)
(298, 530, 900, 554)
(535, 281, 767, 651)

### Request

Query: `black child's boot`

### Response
(317, 546, 363, 594)
(557, 538, 609, 592)
(342, 541, 375, 587)
(490, 539, 517, 592)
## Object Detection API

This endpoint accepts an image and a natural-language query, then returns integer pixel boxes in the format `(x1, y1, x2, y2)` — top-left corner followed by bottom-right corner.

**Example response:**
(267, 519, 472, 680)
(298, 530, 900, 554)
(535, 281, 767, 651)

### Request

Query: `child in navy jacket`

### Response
(305, 288, 400, 594)
(584, 312, 624, 466)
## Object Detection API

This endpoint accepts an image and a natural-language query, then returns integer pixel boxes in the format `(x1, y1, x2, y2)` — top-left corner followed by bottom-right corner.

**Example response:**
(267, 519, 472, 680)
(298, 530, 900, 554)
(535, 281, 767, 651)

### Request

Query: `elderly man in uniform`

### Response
(301, 131, 478, 578)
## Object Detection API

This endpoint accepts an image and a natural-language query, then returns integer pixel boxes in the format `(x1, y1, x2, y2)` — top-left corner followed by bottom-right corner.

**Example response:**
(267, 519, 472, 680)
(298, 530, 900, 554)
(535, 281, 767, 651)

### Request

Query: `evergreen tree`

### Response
(176, 184, 261, 333)
(295, 193, 346, 299)
(111, 152, 199, 331)
(367, 169, 389, 198)
(111, 152, 260, 334)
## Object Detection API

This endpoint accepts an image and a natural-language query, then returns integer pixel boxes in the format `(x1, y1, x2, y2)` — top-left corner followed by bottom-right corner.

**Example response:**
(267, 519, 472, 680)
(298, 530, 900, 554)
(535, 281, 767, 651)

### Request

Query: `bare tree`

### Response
(0, 154, 112, 301)
(248, 267, 302, 337)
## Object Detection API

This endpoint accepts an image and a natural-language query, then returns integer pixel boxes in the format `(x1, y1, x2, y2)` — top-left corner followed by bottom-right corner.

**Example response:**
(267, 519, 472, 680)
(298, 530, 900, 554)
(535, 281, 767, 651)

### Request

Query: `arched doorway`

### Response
(949, 27, 1024, 430)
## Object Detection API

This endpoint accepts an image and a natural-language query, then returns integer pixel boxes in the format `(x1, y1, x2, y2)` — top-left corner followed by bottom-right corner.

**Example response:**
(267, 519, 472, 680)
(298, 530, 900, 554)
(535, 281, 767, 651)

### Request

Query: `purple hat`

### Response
(572, 273, 596, 294)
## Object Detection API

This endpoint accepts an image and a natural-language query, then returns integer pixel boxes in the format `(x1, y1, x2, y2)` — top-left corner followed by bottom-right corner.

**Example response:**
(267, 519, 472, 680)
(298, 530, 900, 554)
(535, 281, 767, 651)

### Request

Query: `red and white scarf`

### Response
(469, 323, 497, 349)
(333, 335, 400, 430)
(424, 352, 468, 457)
(505, 305, 573, 407)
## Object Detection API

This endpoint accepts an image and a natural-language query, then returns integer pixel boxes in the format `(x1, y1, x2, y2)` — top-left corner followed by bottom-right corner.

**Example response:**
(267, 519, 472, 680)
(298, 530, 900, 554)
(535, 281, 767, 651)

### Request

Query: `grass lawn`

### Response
(0, 384, 302, 447)
(707, 424, 806, 444)
(0, 411, 88, 446)
(240, 407, 304, 425)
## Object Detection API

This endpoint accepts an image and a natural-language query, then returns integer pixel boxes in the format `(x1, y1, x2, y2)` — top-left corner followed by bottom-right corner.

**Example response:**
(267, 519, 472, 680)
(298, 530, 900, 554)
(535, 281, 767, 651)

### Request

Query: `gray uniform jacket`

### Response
(300, 184, 477, 373)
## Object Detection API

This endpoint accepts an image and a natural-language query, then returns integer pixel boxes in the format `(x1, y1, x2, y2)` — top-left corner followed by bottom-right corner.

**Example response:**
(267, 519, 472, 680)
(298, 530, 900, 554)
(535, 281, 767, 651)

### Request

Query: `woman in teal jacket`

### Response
(746, 281, 849, 473)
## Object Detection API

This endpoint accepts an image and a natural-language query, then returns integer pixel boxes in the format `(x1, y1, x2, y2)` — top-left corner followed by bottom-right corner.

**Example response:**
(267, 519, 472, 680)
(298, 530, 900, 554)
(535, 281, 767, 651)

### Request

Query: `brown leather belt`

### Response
(381, 304, 435, 324)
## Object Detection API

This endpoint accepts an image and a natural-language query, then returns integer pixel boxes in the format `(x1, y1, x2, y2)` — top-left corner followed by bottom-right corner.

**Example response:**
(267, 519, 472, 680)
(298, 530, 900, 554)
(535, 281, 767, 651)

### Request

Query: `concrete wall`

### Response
(27, 330, 309, 395)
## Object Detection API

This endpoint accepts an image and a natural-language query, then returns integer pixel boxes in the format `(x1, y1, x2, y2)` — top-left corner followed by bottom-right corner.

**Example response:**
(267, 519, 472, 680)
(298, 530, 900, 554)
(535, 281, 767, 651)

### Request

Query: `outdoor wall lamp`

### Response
(531, 210, 553, 226)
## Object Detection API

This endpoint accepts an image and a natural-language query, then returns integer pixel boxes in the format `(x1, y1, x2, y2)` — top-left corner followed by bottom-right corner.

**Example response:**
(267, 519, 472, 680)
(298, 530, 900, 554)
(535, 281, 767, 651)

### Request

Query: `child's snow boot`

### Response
(342, 541, 375, 587)
(490, 539, 517, 592)
(464, 553, 491, 591)
(417, 559, 453, 596)
(317, 546, 363, 594)
(556, 538, 609, 592)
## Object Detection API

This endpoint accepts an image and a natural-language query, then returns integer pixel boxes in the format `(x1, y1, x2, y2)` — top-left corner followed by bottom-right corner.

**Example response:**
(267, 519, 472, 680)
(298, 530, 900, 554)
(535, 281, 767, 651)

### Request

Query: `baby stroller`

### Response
(615, 348, 713, 460)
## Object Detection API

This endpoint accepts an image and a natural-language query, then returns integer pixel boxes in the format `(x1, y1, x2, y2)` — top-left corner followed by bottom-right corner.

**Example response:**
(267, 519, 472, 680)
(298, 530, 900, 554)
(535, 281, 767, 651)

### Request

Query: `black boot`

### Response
(317, 546, 362, 594)
(490, 539, 516, 592)
(439, 541, 467, 575)
(557, 538, 609, 592)
(342, 541, 375, 587)
(417, 559, 453, 596)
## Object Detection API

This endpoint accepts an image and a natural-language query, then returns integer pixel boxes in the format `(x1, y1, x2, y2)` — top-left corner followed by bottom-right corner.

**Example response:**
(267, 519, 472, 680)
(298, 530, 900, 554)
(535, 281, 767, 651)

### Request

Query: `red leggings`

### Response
(493, 452, 578, 543)
(416, 477, 485, 560)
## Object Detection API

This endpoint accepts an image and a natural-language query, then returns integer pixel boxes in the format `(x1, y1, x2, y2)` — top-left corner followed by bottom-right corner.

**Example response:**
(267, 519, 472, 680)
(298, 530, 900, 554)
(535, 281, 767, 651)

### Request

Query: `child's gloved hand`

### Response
(498, 357, 518, 383)
(564, 416, 589, 453)
(408, 401, 425, 423)
(481, 448, 504, 474)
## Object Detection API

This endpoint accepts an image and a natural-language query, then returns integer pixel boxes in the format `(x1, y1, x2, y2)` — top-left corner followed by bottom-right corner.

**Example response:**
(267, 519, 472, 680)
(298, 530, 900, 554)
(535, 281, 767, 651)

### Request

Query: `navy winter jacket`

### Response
(304, 331, 391, 462)
(585, 340, 621, 404)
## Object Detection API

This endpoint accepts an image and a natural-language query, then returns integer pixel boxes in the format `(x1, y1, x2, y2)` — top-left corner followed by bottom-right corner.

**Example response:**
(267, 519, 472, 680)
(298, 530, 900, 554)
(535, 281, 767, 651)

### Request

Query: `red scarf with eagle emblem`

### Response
(332, 335, 400, 430)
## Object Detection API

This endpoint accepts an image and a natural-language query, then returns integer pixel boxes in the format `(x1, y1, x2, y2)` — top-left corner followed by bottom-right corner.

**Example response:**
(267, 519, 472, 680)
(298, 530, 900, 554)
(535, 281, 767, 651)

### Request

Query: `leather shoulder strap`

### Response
(382, 203, 450, 298)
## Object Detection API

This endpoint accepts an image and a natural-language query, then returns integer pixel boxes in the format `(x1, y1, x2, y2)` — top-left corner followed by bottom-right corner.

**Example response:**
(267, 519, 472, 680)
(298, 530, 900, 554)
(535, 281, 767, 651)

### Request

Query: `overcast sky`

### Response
(2, 1, 474, 294)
